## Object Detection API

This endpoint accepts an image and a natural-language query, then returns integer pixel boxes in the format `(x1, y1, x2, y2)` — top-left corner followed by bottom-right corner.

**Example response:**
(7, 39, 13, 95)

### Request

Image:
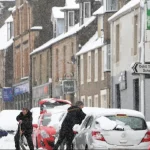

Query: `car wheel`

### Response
(36, 137, 38, 149)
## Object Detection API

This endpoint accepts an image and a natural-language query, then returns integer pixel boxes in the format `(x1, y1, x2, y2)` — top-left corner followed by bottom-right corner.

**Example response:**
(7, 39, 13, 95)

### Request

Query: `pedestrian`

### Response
(53, 101, 86, 150)
(14, 108, 34, 150)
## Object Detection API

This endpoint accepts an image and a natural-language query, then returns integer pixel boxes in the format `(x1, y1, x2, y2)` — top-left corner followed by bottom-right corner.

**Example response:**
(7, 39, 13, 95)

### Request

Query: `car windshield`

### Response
(106, 116, 147, 131)
(41, 101, 67, 110)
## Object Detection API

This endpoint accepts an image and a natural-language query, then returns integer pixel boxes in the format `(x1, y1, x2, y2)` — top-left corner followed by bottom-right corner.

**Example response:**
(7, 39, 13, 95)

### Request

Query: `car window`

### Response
(42, 114, 51, 126)
(81, 116, 92, 129)
(85, 116, 94, 128)
(106, 116, 147, 130)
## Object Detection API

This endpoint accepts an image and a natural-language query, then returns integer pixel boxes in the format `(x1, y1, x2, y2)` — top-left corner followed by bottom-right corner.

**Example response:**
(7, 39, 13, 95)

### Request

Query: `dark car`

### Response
(0, 129, 8, 138)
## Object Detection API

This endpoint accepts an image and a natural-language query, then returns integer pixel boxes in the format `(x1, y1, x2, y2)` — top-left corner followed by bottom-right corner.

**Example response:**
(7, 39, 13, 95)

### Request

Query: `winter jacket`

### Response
(61, 106, 86, 132)
(16, 111, 33, 135)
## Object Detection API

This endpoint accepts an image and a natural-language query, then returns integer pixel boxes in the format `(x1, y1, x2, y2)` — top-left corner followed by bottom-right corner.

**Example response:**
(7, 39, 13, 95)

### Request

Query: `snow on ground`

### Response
(0, 134, 15, 149)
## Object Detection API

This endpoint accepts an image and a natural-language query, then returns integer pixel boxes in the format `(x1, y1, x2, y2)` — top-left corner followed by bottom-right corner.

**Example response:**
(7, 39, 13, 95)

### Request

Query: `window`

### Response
(79, 3, 83, 25)
(68, 11, 74, 27)
(95, 50, 98, 82)
(7, 22, 13, 40)
(94, 95, 99, 107)
(134, 15, 138, 55)
(100, 90, 108, 108)
(87, 52, 91, 82)
(116, 24, 120, 62)
(81, 96, 86, 106)
(47, 51, 49, 82)
(104, 44, 111, 72)
(88, 96, 92, 107)
(80, 55, 84, 84)
(105, 0, 118, 12)
(33, 57, 36, 85)
(40, 54, 42, 84)
(116, 84, 121, 108)
(63, 46, 66, 75)
(101, 50, 104, 80)
(84, 2, 91, 18)
(133, 79, 139, 111)
(56, 49, 59, 79)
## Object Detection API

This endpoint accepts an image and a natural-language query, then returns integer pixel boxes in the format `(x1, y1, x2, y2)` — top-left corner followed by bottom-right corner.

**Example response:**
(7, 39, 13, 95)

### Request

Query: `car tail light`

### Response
(92, 131, 105, 141)
(141, 131, 150, 142)
(73, 131, 78, 134)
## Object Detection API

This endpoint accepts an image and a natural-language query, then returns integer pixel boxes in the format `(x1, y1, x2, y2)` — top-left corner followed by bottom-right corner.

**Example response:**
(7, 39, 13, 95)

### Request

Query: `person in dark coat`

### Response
(54, 101, 86, 150)
(14, 108, 34, 150)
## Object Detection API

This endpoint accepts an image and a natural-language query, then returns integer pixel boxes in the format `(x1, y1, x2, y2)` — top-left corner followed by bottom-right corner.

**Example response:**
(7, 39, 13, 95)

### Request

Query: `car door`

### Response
(74, 116, 93, 149)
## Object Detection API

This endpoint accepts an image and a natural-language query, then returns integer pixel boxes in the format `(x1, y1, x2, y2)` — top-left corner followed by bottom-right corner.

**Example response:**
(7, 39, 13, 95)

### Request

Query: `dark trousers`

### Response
(14, 132, 34, 150)
(54, 129, 74, 150)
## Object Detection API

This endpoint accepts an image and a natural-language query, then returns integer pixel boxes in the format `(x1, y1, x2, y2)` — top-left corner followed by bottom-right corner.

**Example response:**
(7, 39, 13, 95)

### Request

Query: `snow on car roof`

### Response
(0, 110, 21, 131)
(108, 0, 140, 22)
(84, 108, 145, 119)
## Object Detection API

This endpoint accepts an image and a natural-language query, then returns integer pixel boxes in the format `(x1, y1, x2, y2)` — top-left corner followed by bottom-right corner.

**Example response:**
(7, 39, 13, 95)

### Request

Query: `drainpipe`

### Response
(139, 0, 146, 115)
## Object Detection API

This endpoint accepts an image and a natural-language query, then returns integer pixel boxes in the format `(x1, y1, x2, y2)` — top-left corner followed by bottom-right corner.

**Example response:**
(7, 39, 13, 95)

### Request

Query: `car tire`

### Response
(36, 137, 38, 149)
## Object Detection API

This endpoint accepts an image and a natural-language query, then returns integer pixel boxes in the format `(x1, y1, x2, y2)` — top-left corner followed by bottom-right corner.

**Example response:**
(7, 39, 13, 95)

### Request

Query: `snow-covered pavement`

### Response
(0, 134, 15, 149)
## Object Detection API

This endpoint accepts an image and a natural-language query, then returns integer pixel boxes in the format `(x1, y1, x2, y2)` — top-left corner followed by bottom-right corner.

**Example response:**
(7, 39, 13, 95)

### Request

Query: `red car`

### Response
(32, 110, 67, 150)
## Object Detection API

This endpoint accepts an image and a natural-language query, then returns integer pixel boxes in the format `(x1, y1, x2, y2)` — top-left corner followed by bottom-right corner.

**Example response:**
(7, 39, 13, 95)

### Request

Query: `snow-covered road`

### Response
(0, 134, 15, 149)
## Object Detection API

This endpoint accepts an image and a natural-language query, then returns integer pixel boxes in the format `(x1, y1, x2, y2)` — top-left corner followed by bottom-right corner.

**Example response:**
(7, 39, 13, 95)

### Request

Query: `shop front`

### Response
(32, 83, 50, 107)
(13, 81, 30, 110)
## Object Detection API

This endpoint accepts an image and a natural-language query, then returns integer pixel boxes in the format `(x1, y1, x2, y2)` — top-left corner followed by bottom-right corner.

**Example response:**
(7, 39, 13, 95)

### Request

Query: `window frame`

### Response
(87, 52, 91, 82)
(105, 0, 118, 12)
(94, 49, 98, 82)
(68, 11, 75, 27)
(84, 2, 91, 19)
(87, 96, 92, 107)
(100, 89, 108, 108)
(80, 55, 84, 84)
(94, 95, 99, 107)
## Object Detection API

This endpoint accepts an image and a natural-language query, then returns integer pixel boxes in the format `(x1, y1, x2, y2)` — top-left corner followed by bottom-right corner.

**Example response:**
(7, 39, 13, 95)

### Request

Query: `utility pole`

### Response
(140, 0, 146, 115)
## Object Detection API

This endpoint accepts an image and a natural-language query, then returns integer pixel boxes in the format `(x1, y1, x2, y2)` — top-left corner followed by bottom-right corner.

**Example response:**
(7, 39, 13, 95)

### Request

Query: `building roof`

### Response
(51, 7, 64, 19)
(30, 16, 96, 55)
(76, 32, 104, 55)
(108, 0, 140, 22)
(0, 15, 13, 50)
(61, 0, 79, 11)
(93, 6, 104, 15)
(5, 15, 13, 23)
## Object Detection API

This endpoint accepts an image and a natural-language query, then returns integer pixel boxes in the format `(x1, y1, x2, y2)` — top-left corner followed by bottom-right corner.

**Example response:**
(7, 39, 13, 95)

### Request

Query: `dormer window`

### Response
(68, 11, 74, 27)
(84, 2, 91, 23)
(104, 0, 118, 12)
(7, 22, 13, 40)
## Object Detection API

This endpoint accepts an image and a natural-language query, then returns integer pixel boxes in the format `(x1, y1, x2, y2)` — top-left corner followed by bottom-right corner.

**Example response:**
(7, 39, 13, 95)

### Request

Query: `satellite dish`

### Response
(71, 55, 76, 64)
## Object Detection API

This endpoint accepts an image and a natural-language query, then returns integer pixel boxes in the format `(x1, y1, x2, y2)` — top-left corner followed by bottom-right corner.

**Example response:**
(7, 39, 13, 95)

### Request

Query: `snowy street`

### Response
(0, 134, 15, 149)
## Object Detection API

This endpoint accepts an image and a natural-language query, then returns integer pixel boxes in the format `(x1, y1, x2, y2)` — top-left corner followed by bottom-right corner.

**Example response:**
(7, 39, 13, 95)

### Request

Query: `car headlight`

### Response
(41, 130, 50, 138)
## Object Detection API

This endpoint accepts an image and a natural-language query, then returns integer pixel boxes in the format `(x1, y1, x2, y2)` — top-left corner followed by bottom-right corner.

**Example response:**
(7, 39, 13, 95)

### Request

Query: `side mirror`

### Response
(33, 124, 38, 128)
(73, 124, 80, 134)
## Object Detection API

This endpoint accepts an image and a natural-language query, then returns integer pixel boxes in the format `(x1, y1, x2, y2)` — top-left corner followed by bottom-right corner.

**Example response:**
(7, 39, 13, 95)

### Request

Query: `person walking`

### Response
(53, 101, 86, 150)
(14, 108, 34, 150)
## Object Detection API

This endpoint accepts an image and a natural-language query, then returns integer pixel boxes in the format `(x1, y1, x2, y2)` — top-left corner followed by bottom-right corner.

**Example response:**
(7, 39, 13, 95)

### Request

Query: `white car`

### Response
(72, 108, 150, 150)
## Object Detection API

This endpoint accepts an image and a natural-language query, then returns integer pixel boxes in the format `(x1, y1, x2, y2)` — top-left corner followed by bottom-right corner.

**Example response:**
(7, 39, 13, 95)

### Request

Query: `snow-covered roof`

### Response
(0, 0, 15, 1)
(76, 32, 104, 55)
(85, 108, 145, 119)
(108, 0, 140, 22)
(31, 16, 96, 55)
(8, 6, 16, 12)
(0, 17, 14, 50)
(5, 15, 13, 23)
(93, 6, 104, 15)
(30, 26, 43, 31)
(61, 0, 79, 10)
(52, 7, 64, 19)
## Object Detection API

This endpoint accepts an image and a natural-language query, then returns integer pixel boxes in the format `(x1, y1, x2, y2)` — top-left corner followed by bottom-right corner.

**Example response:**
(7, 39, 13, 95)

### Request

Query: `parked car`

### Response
(0, 110, 21, 133)
(32, 109, 67, 150)
(0, 128, 8, 138)
(39, 98, 71, 114)
(72, 108, 150, 150)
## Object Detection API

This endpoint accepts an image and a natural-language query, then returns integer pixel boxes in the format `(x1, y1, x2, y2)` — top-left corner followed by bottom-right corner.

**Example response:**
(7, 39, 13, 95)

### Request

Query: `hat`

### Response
(75, 101, 84, 107)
